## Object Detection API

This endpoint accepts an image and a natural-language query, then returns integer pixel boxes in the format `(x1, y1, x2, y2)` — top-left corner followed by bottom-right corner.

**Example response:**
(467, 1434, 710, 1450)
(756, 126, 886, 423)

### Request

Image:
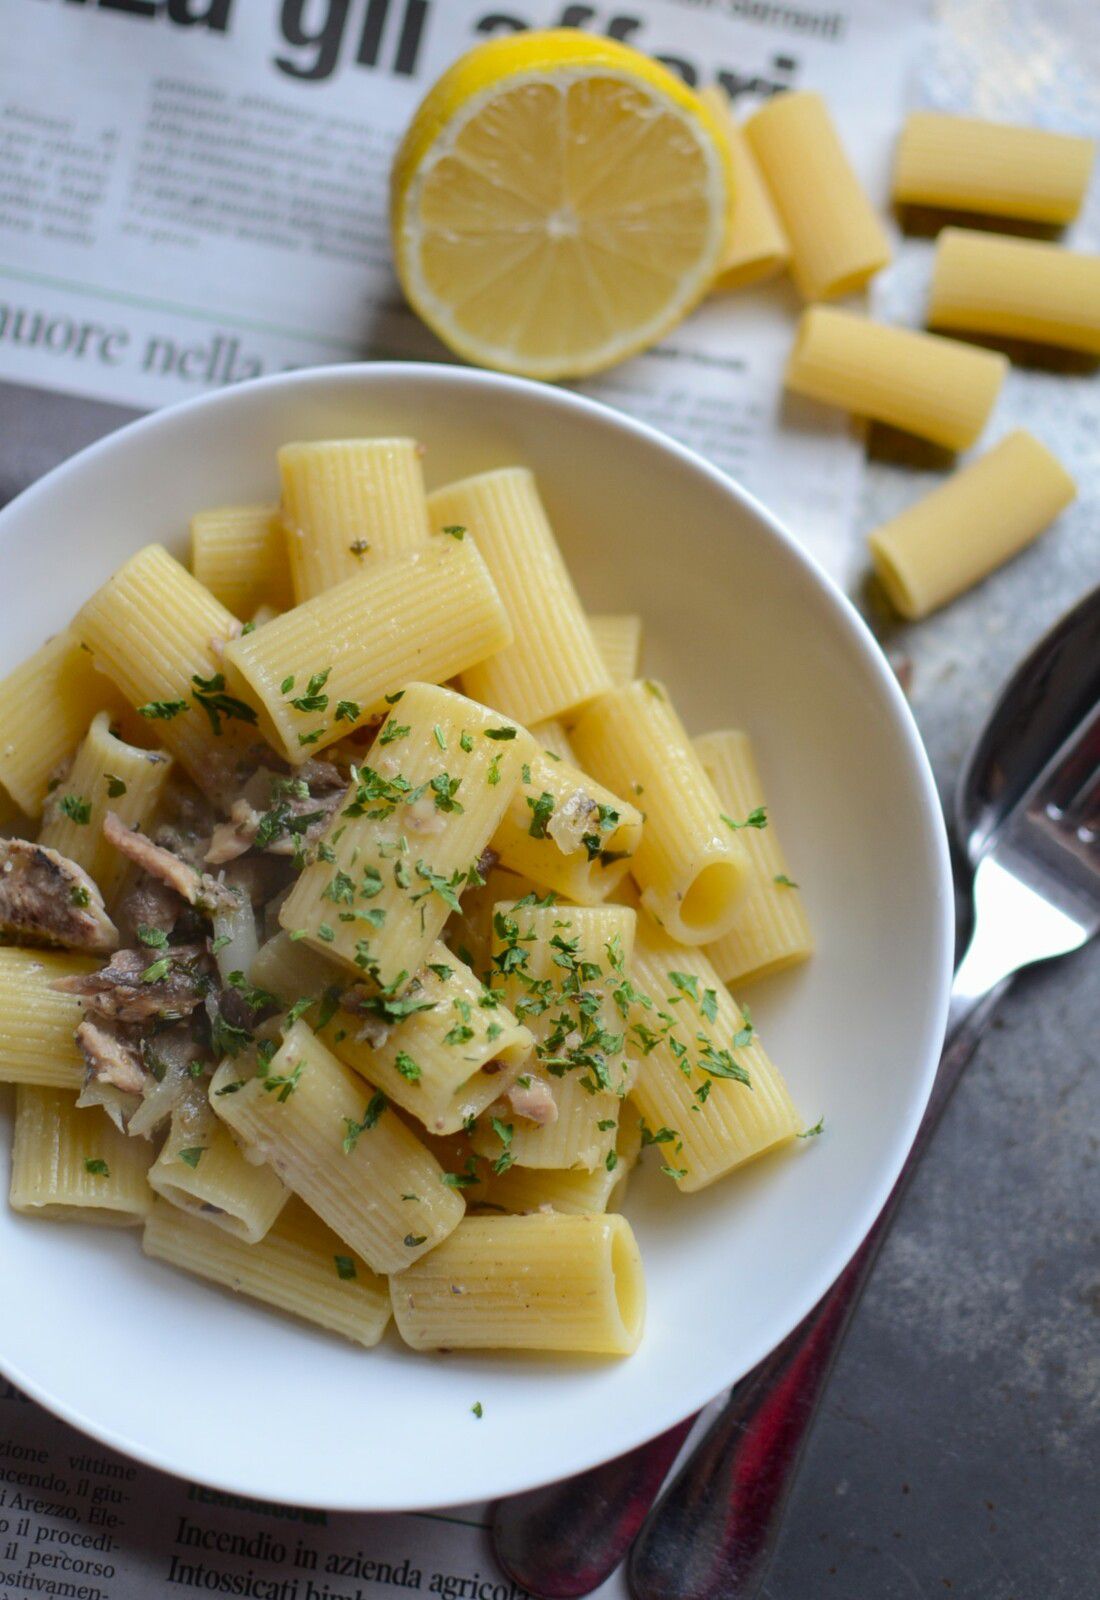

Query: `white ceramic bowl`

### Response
(0, 365, 953, 1510)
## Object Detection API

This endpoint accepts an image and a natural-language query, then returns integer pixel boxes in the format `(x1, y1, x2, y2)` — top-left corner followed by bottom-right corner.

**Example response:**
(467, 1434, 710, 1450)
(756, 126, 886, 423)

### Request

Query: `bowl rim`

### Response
(0, 361, 955, 1508)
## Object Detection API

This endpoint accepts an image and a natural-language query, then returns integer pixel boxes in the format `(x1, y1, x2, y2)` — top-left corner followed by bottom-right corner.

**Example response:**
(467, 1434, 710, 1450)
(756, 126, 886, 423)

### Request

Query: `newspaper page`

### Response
(0, 3, 925, 1599)
(0, 0, 924, 576)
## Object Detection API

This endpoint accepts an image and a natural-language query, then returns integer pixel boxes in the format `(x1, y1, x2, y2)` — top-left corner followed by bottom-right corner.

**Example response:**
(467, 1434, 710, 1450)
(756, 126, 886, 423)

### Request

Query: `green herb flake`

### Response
(773, 873, 799, 889)
(191, 672, 259, 736)
(605, 1149, 618, 1172)
(60, 794, 91, 825)
(526, 791, 555, 840)
(722, 807, 768, 832)
(335, 700, 361, 723)
(140, 956, 172, 983)
(137, 925, 169, 948)
(70, 884, 91, 908)
(433, 724, 447, 750)
(379, 720, 411, 746)
(177, 1147, 205, 1170)
(459, 730, 474, 753)
(395, 1050, 421, 1083)
(105, 774, 127, 798)
(471, 1401, 483, 1418)
(798, 1116, 825, 1139)
(137, 699, 188, 721)
(485, 726, 517, 741)
(83, 1157, 109, 1177)
(349, 539, 370, 558)
(404, 1233, 428, 1248)
(334, 1254, 357, 1280)
(342, 1090, 388, 1153)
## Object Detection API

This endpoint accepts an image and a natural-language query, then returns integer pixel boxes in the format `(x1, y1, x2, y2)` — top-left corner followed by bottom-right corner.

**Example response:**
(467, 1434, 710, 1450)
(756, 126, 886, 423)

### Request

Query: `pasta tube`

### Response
(143, 1197, 391, 1348)
(695, 731, 814, 987)
(38, 712, 172, 905)
(10, 1086, 153, 1225)
(74, 545, 259, 806)
(628, 909, 800, 1191)
(428, 469, 611, 724)
(280, 439, 431, 602)
(210, 1019, 464, 1275)
(190, 504, 294, 618)
(0, 948, 99, 1090)
(530, 718, 576, 764)
(0, 630, 131, 816)
(441, 865, 536, 977)
(892, 112, 1094, 225)
(785, 307, 1006, 450)
(390, 1213, 645, 1355)
(474, 902, 636, 1171)
(700, 87, 790, 290)
(221, 536, 512, 762)
(928, 228, 1100, 356)
(279, 683, 533, 986)
(571, 680, 750, 944)
(316, 944, 533, 1136)
(868, 430, 1076, 620)
(491, 747, 643, 905)
(743, 90, 890, 300)
(483, 1104, 642, 1215)
(148, 1091, 288, 1243)
(586, 615, 643, 689)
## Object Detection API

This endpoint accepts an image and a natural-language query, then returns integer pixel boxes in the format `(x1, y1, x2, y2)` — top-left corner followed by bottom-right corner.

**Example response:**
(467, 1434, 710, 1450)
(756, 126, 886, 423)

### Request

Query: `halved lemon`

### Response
(390, 31, 733, 380)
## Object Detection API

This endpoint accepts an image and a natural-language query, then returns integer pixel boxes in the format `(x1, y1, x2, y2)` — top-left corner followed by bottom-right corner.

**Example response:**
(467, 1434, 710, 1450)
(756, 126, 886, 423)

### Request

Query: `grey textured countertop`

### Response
(1, 2, 1097, 1593)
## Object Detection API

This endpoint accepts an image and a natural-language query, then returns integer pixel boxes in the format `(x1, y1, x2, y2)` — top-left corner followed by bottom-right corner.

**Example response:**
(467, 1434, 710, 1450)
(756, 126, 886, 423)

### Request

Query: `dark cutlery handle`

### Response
(492, 1415, 697, 1599)
(627, 977, 1009, 1600)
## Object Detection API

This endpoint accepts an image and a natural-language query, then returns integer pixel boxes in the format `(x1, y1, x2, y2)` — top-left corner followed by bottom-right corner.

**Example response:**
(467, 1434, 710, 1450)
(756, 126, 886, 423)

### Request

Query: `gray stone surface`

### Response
(0, 2, 1096, 1594)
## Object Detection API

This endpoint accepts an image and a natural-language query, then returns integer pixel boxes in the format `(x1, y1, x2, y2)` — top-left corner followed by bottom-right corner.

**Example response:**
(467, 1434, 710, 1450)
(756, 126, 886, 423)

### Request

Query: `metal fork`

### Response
(624, 698, 1100, 1600)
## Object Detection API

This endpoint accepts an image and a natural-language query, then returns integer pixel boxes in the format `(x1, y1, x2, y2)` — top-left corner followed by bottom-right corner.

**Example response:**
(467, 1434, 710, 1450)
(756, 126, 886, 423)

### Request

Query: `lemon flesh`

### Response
(392, 33, 732, 380)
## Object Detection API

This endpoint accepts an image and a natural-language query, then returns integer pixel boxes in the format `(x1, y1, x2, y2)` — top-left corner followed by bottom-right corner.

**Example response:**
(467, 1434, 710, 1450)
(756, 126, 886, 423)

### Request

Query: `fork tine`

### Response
(1064, 762, 1100, 834)
(1029, 700, 1100, 816)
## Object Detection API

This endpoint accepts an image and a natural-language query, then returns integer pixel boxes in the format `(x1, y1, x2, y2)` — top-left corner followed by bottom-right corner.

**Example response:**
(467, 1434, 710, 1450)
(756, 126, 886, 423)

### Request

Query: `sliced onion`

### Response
(213, 886, 259, 985)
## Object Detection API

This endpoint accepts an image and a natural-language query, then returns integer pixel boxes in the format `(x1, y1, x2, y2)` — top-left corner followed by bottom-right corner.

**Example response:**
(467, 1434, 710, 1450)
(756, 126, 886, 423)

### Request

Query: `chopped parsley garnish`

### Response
(774, 873, 799, 888)
(485, 726, 517, 741)
(526, 791, 555, 839)
(395, 1050, 421, 1083)
(459, 731, 474, 753)
(379, 721, 410, 746)
(83, 1157, 109, 1177)
(287, 668, 331, 713)
(414, 860, 466, 913)
(430, 772, 464, 813)
(140, 956, 172, 983)
(60, 794, 91, 825)
(404, 1234, 428, 1248)
(137, 926, 169, 948)
(433, 724, 447, 750)
(442, 525, 465, 540)
(606, 1149, 618, 1172)
(343, 1090, 388, 1153)
(335, 700, 360, 723)
(798, 1116, 825, 1139)
(191, 672, 258, 736)
(471, 1401, 483, 1418)
(138, 699, 188, 721)
(489, 1116, 514, 1175)
(177, 1147, 205, 1169)
(640, 1121, 677, 1147)
(334, 1254, 357, 1280)
(643, 680, 664, 700)
(349, 539, 370, 558)
(105, 774, 127, 798)
(722, 807, 768, 831)
(298, 727, 326, 747)
(70, 884, 91, 908)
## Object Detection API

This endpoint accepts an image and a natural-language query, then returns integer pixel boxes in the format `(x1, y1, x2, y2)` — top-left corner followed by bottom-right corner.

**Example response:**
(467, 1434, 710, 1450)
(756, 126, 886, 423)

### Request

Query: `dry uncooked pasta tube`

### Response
(928, 228, 1100, 356)
(700, 87, 790, 291)
(892, 112, 1094, 225)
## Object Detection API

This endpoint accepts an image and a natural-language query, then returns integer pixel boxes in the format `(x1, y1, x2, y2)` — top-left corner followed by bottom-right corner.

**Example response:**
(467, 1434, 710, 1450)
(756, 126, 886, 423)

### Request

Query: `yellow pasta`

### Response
(0, 949, 99, 1090)
(390, 1213, 644, 1354)
(530, 718, 576, 764)
(37, 712, 172, 905)
(428, 469, 611, 724)
(586, 614, 644, 689)
(74, 545, 258, 807)
(628, 910, 800, 1191)
(148, 1091, 288, 1243)
(696, 731, 814, 987)
(928, 228, 1100, 356)
(210, 1019, 464, 1275)
(700, 87, 790, 290)
(491, 746, 643, 905)
(572, 680, 750, 944)
(474, 902, 636, 1171)
(743, 90, 890, 300)
(280, 439, 431, 602)
(315, 943, 533, 1136)
(190, 504, 294, 618)
(441, 864, 536, 977)
(868, 429, 1076, 620)
(892, 112, 1095, 225)
(785, 307, 1006, 450)
(0, 630, 131, 816)
(9, 1086, 153, 1225)
(143, 1197, 391, 1348)
(279, 683, 533, 985)
(221, 536, 512, 762)
(483, 1104, 642, 1215)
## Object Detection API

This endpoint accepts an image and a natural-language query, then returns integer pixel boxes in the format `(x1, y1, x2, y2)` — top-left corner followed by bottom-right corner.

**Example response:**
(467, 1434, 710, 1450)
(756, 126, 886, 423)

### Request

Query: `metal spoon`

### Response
(491, 585, 1100, 1600)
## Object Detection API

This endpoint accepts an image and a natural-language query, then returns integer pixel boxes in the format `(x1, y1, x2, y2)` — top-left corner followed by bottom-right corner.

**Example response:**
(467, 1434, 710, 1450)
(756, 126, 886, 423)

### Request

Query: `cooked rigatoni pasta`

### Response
(221, 536, 511, 761)
(0, 630, 131, 816)
(572, 680, 750, 944)
(10, 1086, 153, 1224)
(587, 614, 644, 689)
(75, 545, 259, 807)
(390, 1213, 644, 1354)
(892, 112, 1095, 225)
(190, 503, 294, 618)
(868, 429, 1076, 620)
(696, 731, 814, 987)
(279, 683, 533, 985)
(314, 943, 533, 1135)
(0, 949, 98, 1089)
(928, 228, 1100, 357)
(4, 426, 825, 1362)
(700, 87, 790, 291)
(210, 1020, 463, 1274)
(144, 1196, 391, 1347)
(785, 307, 1006, 450)
(38, 712, 172, 905)
(743, 90, 890, 301)
(628, 910, 801, 1191)
(491, 746, 643, 905)
(474, 902, 636, 1171)
(280, 439, 431, 602)
(148, 1090, 288, 1243)
(429, 469, 611, 724)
